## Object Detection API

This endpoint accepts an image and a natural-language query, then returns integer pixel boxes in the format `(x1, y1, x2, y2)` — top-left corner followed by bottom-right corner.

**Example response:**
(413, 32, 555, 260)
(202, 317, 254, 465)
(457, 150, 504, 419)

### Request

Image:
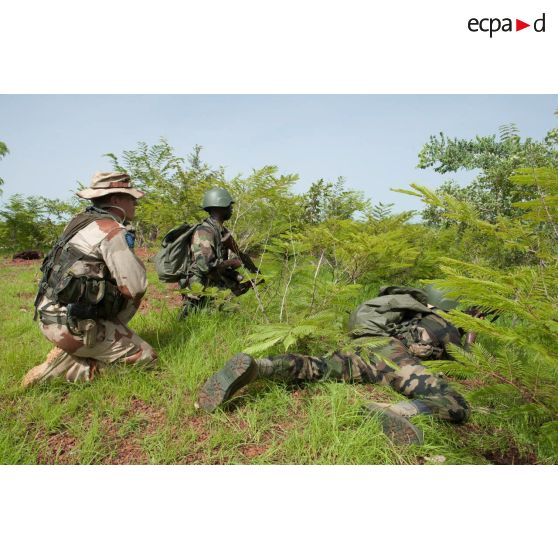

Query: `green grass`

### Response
(0, 260, 550, 464)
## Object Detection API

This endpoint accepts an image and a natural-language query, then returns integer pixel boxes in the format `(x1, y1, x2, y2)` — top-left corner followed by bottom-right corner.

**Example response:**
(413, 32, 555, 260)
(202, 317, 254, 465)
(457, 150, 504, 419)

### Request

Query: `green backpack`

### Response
(154, 223, 199, 283)
(348, 286, 434, 338)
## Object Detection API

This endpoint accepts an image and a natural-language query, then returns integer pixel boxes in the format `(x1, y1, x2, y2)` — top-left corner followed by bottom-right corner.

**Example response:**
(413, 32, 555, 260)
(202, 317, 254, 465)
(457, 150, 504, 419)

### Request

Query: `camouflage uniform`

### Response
(23, 172, 157, 386)
(180, 217, 241, 314)
(186, 217, 240, 289)
(198, 295, 471, 431)
(255, 322, 469, 423)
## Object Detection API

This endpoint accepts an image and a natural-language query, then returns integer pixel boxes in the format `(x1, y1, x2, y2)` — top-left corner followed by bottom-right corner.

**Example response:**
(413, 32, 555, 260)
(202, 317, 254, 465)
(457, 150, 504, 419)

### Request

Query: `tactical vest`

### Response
(33, 207, 126, 320)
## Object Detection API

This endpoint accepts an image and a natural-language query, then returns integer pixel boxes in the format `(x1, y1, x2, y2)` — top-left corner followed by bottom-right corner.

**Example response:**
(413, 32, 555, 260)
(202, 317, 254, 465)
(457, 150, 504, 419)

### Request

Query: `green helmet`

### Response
(201, 187, 235, 210)
(423, 284, 460, 312)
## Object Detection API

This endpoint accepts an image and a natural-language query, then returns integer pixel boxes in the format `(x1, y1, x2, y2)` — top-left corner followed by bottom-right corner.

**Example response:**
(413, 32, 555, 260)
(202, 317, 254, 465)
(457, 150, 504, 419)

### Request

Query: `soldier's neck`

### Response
(102, 206, 127, 223)
(207, 214, 225, 227)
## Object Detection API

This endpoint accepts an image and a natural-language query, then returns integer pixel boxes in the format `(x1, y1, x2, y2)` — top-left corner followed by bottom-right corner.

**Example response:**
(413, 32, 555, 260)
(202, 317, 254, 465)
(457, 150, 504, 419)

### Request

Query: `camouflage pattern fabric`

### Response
(256, 337, 469, 423)
(36, 319, 157, 382)
(181, 218, 243, 316)
(29, 217, 156, 384)
(397, 313, 462, 360)
(187, 217, 233, 288)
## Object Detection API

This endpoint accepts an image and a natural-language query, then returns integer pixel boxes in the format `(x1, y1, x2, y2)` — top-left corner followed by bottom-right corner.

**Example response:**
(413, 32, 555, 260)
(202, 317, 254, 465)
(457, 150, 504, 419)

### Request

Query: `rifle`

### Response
(221, 231, 260, 274)
(217, 267, 264, 296)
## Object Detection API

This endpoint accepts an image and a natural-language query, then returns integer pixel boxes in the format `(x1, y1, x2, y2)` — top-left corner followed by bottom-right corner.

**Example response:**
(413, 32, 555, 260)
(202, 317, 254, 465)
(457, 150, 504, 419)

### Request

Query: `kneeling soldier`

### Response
(22, 171, 157, 387)
(197, 286, 470, 445)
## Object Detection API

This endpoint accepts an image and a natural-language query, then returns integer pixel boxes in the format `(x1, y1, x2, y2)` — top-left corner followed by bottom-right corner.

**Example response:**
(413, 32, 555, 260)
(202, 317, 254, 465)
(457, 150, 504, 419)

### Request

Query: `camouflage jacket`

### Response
(37, 216, 147, 325)
(187, 217, 239, 287)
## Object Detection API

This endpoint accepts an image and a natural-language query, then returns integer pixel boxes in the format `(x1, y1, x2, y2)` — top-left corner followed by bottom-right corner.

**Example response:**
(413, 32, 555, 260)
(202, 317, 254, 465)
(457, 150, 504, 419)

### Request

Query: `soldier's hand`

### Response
(224, 258, 242, 269)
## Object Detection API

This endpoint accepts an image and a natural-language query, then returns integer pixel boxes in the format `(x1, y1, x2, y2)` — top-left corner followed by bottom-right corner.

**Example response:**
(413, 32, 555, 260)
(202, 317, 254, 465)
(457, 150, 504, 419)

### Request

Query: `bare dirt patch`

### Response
(38, 431, 79, 464)
(482, 446, 538, 465)
(102, 398, 168, 464)
(139, 283, 183, 314)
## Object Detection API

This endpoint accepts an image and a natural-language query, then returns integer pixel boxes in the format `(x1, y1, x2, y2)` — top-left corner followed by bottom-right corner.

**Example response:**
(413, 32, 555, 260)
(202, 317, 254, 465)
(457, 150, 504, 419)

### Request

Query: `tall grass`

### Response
(0, 261, 550, 464)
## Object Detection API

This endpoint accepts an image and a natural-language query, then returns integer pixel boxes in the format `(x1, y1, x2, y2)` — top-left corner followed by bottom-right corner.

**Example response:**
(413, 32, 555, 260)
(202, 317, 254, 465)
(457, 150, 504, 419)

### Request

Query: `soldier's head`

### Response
(93, 192, 139, 221)
(201, 187, 235, 222)
(78, 172, 144, 222)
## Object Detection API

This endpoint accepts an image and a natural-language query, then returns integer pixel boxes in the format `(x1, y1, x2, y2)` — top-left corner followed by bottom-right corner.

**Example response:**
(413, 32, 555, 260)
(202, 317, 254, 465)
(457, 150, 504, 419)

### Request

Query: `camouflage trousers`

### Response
(33, 319, 157, 383)
(258, 338, 470, 423)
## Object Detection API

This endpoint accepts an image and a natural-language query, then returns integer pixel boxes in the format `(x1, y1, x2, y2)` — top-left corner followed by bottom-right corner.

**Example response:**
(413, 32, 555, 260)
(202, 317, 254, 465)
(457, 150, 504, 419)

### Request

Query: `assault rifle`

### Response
(221, 231, 260, 274)
(219, 231, 264, 296)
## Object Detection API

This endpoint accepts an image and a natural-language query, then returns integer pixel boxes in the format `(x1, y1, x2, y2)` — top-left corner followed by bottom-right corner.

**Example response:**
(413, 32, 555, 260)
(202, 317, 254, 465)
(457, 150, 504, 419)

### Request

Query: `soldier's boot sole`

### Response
(21, 347, 64, 388)
(197, 353, 257, 412)
(363, 402, 424, 446)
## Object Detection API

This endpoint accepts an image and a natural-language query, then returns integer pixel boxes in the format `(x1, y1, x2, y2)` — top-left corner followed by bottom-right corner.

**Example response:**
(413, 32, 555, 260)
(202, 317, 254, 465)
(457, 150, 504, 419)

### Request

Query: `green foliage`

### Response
(0, 140, 8, 193)
(106, 140, 303, 250)
(0, 194, 79, 254)
(303, 177, 371, 224)
(418, 123, 558, 224)
(3, 113, 558, 464)
(398, 160, 558, 463)
(105, 141, 218, 243)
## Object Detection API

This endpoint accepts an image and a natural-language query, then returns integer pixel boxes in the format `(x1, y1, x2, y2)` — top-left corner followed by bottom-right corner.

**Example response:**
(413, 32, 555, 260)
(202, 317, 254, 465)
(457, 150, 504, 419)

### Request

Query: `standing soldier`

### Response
(178, 187, 257, 319)
(22, 171, 157, 387)
(197, 286, 471, 445)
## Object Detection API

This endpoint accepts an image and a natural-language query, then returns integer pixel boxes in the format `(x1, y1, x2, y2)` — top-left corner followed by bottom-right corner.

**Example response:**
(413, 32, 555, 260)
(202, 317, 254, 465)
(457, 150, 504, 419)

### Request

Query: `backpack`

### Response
(154, 223, 199, 283)
(348, 286, 434, 338)
(347, 285, 462, 350)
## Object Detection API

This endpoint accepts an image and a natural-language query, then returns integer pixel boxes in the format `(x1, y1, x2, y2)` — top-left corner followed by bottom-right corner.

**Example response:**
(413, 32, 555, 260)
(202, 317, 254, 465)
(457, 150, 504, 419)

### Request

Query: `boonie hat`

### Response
(77, 171, 144, 200)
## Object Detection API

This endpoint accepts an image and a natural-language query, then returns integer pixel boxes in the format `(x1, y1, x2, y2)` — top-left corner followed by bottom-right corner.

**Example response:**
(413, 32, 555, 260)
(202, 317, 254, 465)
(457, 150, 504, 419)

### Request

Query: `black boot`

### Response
(362, 401, 425, 445)
(197, 353, 258, 412)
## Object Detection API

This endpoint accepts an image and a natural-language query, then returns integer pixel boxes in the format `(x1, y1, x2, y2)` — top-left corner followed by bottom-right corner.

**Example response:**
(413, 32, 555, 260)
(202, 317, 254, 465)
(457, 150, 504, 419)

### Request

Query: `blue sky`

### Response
(1, 95, 557, 212)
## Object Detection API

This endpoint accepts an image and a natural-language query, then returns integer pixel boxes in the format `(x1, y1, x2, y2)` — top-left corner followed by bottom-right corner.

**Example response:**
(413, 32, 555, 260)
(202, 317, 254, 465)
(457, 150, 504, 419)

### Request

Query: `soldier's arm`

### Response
(190, 227, 218, 275)
(98, 221, 147, 322)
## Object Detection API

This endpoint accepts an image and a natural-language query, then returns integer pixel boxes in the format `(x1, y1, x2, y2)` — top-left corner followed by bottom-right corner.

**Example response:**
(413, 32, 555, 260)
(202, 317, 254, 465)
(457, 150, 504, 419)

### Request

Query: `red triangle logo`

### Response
(516, 19, 530, 31)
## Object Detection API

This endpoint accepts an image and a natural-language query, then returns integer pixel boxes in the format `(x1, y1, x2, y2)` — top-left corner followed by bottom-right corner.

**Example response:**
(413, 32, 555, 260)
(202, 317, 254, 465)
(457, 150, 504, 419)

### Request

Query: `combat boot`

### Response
(21, 347, 64, 388)
(363, 401, 425, 445)
(197, 354, 296, 411)
(197, 353, 259, 412)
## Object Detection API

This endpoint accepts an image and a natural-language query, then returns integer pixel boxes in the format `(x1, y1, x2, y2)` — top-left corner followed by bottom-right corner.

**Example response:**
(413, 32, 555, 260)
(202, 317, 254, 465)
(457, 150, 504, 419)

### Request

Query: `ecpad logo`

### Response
(468, 13, 546, 37)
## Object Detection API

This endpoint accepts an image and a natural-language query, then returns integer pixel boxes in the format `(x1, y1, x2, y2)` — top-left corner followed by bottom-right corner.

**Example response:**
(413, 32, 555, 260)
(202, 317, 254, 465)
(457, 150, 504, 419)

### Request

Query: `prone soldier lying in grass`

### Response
(198, 286, 471, 445)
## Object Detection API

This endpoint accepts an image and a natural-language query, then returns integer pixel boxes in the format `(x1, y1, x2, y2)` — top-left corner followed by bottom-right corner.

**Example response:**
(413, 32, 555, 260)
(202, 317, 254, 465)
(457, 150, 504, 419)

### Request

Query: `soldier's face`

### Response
(113, 194, 137, 221)
(223, 204, 233, 221)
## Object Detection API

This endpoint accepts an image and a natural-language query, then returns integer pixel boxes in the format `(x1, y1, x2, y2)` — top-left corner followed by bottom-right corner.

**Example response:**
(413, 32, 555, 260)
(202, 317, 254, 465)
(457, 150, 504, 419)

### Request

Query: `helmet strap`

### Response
(98, 204, 127, 223)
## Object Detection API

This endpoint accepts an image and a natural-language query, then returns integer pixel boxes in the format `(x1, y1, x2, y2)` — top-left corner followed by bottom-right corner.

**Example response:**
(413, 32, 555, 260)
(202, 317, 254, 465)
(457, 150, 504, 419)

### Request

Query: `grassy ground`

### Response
(0, 259, 544, 464)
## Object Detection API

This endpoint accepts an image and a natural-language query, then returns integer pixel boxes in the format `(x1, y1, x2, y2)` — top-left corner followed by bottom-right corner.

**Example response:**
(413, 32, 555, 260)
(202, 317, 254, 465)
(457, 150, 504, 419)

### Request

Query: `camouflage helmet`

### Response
(423, 284, 460, 312)
(201, 187, 234, 210)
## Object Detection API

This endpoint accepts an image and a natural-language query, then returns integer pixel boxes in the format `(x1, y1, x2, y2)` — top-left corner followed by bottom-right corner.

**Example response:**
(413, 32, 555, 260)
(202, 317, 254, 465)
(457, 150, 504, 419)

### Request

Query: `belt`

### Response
(39, 313, 68, 326)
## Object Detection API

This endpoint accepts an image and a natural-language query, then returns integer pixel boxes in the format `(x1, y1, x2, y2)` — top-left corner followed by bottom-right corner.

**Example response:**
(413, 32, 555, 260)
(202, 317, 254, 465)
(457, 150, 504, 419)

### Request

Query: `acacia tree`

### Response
(395, 170, 558, 462)
(106, 139, 303, 250)
(0, 141, 9, 194)
(0, 194, 76, 253)
(418, 120, 558, 225)
(303, 177, 371, 224)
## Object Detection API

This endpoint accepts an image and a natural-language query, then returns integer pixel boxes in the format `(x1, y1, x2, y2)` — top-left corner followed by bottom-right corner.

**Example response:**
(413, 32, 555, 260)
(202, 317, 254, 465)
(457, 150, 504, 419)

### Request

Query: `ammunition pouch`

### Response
(40, 305, 99, 346)
(60, 278, 125, 319)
